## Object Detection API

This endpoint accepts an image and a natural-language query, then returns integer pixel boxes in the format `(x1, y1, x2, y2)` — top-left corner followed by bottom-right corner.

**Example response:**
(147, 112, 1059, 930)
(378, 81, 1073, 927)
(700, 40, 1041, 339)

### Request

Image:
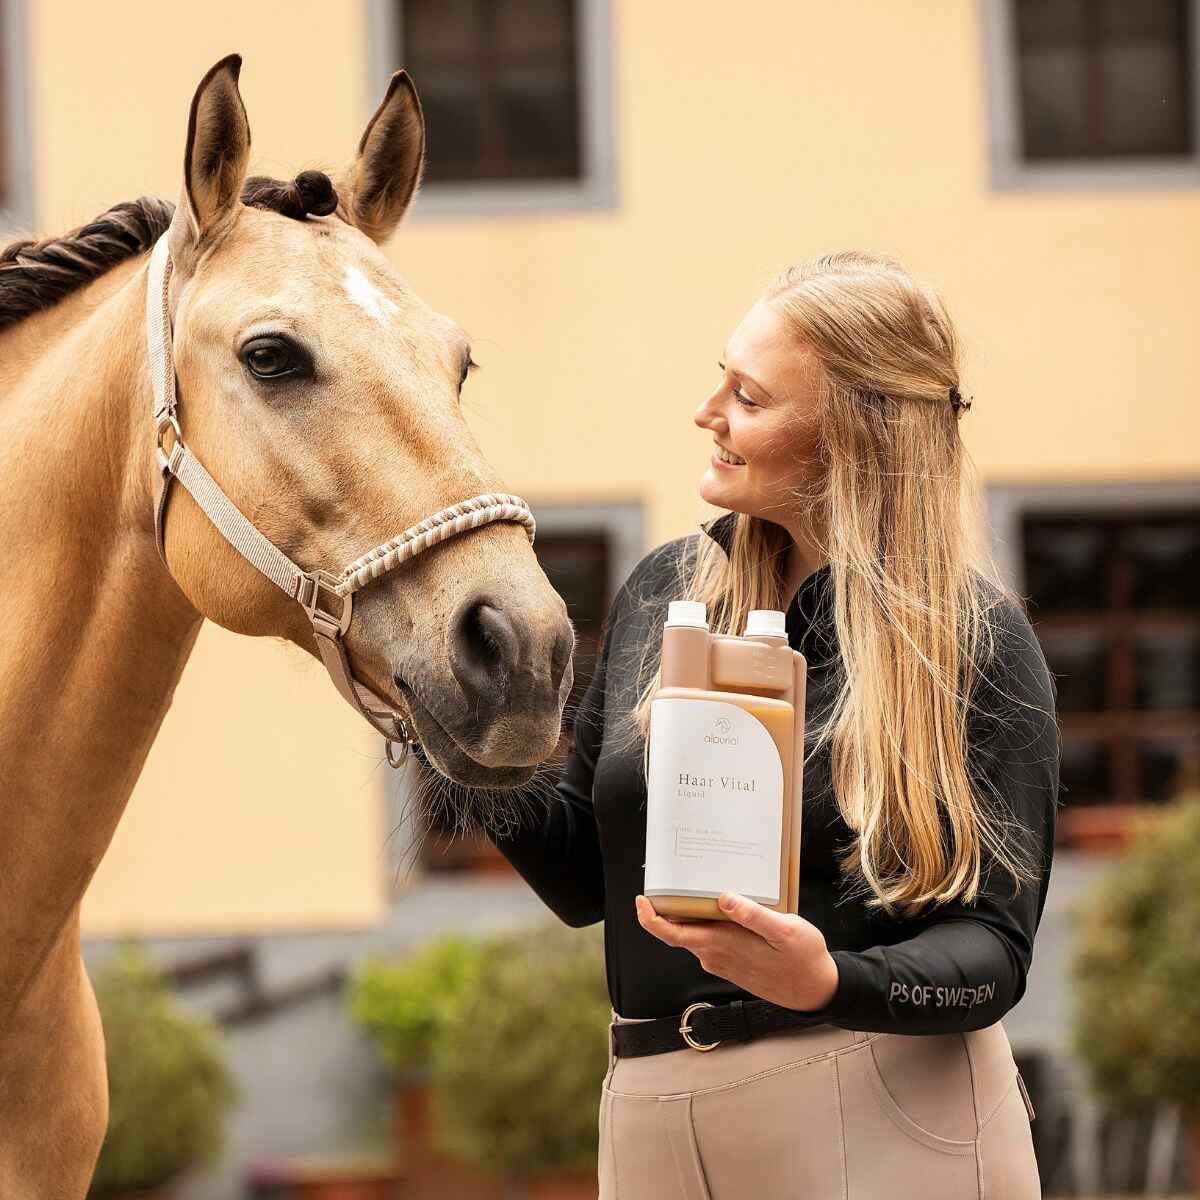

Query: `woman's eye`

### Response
(733, 388, 756, 408)
(242, 337, 300, 380)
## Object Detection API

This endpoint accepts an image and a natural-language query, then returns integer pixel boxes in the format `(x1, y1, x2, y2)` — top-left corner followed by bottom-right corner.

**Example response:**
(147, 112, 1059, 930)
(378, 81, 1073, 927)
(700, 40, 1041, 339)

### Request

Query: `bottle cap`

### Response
(665, 600, 708, 629)
(744, 609, 787, 639)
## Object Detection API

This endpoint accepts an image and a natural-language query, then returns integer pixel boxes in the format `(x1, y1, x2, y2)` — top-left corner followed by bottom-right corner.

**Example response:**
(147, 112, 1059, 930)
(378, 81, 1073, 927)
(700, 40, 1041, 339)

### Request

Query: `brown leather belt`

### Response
(611, 998, 832, 1058)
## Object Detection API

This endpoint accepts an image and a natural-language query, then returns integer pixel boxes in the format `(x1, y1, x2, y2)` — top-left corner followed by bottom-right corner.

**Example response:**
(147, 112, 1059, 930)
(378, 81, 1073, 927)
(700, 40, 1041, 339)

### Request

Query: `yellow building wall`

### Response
(17, 1, 1195, 934)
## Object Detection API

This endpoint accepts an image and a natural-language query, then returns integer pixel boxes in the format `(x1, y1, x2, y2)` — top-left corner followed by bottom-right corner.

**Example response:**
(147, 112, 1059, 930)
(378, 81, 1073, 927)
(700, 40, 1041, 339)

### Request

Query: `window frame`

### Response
(365, 0, 617, 218)
(979, 0, 1200, 191)
(987, 477, 1200, 830)
(386, 499, 644, 872)
(0, 0, 34, 232)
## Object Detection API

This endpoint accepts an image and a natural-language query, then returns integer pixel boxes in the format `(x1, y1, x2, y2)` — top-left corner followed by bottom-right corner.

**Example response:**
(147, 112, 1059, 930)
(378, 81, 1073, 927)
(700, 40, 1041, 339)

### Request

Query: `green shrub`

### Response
(1069, 789, 1200, 1118)
(348, 933, 487, 1081)
(89, 942, 236, 1197)
(429, 921, 609, 1180)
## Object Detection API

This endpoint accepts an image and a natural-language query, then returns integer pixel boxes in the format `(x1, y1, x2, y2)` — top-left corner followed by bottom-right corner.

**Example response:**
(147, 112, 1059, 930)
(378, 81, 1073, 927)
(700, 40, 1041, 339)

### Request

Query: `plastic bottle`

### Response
(643, 601, 807, 922)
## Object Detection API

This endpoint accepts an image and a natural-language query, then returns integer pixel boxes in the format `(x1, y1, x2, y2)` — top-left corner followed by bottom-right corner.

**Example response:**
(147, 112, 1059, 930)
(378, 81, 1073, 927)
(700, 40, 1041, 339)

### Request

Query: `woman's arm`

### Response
(793, 599, 1062, 1033)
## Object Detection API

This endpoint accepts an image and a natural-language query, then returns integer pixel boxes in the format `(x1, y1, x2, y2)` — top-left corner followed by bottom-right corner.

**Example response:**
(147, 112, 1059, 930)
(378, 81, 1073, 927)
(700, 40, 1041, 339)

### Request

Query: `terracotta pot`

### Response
(525, 1169, 599, 1199)
(293, 1171, 400, 1200)
(1058, 804, 1165, 854)
(246, 1158, 401, 1200)
(393, 1079, 433, 1167)
(392, 1082, 503, 1200)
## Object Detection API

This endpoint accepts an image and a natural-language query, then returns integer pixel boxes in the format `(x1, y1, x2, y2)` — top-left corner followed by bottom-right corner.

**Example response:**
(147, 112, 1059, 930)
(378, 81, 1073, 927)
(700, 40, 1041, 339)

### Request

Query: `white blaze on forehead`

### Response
(342, 264, 401, 324)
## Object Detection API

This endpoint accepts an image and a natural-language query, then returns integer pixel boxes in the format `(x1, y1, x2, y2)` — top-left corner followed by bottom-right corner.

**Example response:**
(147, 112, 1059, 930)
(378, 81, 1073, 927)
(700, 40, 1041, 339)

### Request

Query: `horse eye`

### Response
(242, 337, 301, 380)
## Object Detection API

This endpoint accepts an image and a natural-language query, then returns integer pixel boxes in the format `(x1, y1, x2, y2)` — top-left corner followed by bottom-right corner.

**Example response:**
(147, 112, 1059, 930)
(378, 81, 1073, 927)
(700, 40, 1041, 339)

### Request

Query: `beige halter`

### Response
(144, 234, 537, 766)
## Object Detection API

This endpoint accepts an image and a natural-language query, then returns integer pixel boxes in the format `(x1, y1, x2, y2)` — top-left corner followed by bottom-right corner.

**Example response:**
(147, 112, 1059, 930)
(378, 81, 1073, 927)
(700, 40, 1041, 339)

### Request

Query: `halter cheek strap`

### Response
(144, 233, 537, 765)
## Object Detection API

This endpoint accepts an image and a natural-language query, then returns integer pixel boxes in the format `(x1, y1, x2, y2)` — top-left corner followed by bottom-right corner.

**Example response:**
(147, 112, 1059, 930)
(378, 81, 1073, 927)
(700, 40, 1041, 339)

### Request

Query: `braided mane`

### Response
(0, 171, 339, 332)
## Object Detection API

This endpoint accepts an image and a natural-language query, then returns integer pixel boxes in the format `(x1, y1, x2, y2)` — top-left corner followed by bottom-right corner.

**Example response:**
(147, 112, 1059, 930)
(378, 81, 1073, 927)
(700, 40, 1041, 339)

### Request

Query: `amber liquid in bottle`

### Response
(643, 602, 807, 922)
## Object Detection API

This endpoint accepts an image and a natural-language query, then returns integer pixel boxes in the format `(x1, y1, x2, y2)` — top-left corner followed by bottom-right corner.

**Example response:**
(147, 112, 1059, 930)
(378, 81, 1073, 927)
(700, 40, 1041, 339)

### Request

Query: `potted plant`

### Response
(1069, 774, 1200, 1194)
(348, 934, 496, 1198)
(88, 941, 236, 1200)
(431, 921, 610, 1198)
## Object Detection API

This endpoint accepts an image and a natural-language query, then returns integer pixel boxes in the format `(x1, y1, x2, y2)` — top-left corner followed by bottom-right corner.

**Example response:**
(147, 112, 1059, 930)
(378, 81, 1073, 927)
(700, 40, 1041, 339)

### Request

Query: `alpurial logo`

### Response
(704, 716, 739, 746)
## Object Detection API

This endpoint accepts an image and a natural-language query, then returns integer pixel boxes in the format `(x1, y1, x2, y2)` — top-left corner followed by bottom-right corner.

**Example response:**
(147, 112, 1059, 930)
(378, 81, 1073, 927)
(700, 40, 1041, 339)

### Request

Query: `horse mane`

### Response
(0, 171, 339, 332)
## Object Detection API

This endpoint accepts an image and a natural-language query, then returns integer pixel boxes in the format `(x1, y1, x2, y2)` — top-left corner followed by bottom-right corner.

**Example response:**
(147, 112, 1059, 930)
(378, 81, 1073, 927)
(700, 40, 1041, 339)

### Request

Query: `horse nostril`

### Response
(449, 597, 520, 701)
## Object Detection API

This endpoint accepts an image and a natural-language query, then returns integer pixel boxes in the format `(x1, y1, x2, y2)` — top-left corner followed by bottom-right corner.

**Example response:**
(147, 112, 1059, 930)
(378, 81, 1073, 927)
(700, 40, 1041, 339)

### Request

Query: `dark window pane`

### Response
(1126, 520, 1200, 608)
(1040, 629, 1107, 712)
(1101, 0, 1186, 41)
(1013, 0, 1193, 161)
(1133, 629, 1200, 711)
(1019, 46, 1090, 158)
(1024, 519, 1108, 612)
(1100, 43, 1190, 155)
(499, 63, 579, 170)
(535, 535, 609, 627)
(1138, 738, 1197, 803)
(496, 0, 575, 55)
(404, 0, 477, 58)
(1015, 0, 1087, 44)
(419, 75, 485, 174)
(532, 532, 611, 721)
(1060, 736, 1112, 805)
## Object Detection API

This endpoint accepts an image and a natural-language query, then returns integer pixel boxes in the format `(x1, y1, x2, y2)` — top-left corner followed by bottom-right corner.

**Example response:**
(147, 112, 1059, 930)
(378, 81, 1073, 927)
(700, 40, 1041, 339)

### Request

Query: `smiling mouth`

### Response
(712, 447, 747, 468)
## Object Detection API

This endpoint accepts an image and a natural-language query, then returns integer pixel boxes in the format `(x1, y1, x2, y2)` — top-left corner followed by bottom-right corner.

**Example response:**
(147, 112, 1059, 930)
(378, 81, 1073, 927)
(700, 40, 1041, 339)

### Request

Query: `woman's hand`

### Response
(635, 891, 840, 1012)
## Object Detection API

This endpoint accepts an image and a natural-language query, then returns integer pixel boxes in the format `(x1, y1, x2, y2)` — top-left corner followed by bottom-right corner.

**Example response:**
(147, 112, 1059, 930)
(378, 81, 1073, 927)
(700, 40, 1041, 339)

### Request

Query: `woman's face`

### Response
(695, 299, 821, 523)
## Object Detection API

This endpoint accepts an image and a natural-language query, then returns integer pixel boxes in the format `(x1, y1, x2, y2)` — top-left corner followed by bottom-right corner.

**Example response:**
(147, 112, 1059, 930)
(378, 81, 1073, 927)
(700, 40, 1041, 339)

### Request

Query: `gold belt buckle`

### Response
(679, 1001, 721, 1051)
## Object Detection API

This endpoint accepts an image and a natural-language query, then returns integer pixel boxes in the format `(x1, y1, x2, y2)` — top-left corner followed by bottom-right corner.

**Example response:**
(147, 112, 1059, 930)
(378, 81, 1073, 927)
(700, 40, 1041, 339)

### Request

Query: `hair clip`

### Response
(949, 386, 971, 416)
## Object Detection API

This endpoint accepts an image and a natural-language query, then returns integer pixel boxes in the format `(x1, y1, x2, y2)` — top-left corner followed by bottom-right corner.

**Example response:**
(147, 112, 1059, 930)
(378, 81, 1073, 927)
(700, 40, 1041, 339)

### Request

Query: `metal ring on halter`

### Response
(385, 715, 420, 767)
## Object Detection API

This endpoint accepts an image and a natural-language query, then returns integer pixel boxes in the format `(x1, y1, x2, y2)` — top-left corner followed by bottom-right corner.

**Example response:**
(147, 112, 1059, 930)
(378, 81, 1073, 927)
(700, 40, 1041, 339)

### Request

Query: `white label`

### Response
(644, 698, 783, 905)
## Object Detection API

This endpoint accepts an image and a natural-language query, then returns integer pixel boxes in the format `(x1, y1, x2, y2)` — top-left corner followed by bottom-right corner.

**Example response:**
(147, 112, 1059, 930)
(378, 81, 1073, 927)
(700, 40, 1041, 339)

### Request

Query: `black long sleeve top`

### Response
(490, 511, 1062, 1033)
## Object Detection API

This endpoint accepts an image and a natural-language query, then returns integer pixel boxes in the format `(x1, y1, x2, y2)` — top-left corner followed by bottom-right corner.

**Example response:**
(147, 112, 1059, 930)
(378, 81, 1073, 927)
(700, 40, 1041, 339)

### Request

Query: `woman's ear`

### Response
(335, 70, 425, 244)
(166, 53, 251, 271)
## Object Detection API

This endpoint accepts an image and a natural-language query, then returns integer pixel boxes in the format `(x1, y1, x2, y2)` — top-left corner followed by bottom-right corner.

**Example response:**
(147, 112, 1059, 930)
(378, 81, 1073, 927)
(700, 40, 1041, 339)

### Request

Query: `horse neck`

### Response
(0, 253, 202, 1015)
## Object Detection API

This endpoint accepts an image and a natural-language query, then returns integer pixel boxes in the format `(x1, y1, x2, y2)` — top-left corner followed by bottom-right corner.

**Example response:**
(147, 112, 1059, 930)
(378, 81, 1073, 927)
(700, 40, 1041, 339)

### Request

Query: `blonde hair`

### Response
(616, 251, 1044, 918)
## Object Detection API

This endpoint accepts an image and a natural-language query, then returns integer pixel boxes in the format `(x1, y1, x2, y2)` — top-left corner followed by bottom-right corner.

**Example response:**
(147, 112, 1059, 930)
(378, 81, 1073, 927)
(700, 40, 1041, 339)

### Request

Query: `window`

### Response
(1020, 506, 1200, 839)
(980, 0, 1200, 188)
(402, 501, 644, 873)
(367, 0, 616, 215)
(0, 0, 32, 230)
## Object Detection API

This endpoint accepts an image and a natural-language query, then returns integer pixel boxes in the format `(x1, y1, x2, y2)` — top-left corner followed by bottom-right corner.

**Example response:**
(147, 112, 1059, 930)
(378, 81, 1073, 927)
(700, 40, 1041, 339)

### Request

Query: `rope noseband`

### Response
(144, 234, 536, 765)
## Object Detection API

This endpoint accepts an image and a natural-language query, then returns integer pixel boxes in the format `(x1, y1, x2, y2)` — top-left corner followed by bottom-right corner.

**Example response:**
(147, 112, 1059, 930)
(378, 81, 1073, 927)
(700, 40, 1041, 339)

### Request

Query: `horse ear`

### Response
(168, 54, 251, 265)
(337, 70, 425, 244)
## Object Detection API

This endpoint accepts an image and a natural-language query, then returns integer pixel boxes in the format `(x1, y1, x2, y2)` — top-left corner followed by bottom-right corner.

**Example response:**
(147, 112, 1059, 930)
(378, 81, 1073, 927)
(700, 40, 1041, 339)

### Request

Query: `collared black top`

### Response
(490, 511, 1061, 1032)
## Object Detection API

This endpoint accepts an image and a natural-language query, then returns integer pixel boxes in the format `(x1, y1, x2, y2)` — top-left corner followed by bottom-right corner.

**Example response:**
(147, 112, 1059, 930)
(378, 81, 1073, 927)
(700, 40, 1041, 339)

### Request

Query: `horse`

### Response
(0, 55, 575, 1198)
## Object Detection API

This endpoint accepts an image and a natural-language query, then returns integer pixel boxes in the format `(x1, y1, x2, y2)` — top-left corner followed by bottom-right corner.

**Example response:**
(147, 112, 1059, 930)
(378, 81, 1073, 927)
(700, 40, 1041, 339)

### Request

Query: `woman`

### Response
(491, 250, 1059, 1198)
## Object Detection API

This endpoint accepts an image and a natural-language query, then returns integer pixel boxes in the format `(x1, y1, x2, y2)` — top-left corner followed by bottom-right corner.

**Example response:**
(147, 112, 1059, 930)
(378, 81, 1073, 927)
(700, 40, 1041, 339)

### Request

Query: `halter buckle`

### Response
(155, 413, 183, 475)
(297, 570, 353, 638)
